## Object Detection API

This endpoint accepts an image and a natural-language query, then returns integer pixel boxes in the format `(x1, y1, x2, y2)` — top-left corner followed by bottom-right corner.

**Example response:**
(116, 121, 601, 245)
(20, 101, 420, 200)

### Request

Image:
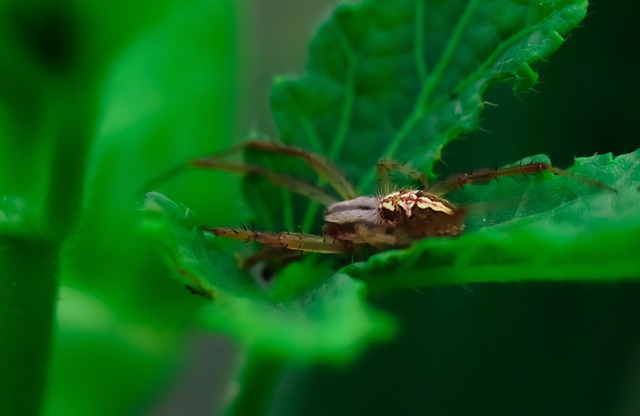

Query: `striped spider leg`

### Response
(191, 142, 615, 266)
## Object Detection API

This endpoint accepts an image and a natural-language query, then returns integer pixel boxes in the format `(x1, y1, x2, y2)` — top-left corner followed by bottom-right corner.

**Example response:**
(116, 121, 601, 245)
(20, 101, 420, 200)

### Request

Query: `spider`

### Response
(188, 141, 615, 268)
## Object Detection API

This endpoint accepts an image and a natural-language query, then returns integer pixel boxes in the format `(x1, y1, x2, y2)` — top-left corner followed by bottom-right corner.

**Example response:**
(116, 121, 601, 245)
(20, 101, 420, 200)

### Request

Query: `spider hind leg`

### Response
(430, 161, 616, 195)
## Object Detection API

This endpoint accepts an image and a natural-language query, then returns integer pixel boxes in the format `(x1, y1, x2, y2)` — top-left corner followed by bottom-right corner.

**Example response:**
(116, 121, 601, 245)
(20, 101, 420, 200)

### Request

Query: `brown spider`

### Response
(190, 141, 614, 265)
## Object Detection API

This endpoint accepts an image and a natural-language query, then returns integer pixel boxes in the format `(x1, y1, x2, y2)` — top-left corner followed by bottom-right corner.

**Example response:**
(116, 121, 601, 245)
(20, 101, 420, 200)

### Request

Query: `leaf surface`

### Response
(142, 192, 395, 362)
(346, 151, 640, 293)
(272, 0, 588, 191)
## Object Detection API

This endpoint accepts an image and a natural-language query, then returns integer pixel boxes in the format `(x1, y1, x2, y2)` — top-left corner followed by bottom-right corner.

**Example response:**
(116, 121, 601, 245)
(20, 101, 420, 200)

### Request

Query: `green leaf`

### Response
(141, 0, 592, 366)
(141, 192, 395, 363)
(345, 150, 640, 294)
(46, 1, 240, 414)
(271, 0, 588, 191)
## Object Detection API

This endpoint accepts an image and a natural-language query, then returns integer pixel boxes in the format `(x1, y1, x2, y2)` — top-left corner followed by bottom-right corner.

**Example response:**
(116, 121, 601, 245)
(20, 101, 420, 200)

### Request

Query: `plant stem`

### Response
(0, 237, 59, 416)
(222, 347, 287, 416)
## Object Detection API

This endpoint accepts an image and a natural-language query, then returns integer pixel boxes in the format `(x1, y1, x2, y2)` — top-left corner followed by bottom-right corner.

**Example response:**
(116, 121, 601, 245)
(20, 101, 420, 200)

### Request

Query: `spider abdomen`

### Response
(378, 190, 464, 238)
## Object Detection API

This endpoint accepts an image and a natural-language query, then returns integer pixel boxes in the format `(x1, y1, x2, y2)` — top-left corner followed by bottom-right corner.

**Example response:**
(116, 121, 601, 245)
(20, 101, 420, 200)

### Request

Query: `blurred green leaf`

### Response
(45, 0, 239, 414)
(0, 0, 175, 239)
(0, 0, 195, 414)
(346, 150, 640, 293)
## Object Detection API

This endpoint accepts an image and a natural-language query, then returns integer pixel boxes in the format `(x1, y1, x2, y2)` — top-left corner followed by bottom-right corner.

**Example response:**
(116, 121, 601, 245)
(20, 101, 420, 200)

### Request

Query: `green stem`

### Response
(222, 347, 287, 416)
(0, 237, 59, 416)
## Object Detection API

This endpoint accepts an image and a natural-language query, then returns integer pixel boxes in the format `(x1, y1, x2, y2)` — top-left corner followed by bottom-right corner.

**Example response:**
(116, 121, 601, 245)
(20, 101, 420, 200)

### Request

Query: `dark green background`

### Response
(0, 0, 637, 414)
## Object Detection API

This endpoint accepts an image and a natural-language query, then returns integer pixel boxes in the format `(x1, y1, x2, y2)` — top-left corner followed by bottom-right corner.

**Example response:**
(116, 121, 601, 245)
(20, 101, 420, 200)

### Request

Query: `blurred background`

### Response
(1, 0, 638, 414)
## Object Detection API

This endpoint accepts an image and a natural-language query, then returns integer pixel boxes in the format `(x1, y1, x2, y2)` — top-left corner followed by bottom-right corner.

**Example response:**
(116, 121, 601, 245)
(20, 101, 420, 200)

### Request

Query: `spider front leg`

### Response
(241, 141, 358, 200)
(376, 160, 428, 193)
(202, 226, 352, 254)
(429, 161, 616, 196)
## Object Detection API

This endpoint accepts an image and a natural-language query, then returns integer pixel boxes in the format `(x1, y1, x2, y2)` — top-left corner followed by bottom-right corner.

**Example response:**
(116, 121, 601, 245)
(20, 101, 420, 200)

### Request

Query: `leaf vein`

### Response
(359, 0, 481, 191)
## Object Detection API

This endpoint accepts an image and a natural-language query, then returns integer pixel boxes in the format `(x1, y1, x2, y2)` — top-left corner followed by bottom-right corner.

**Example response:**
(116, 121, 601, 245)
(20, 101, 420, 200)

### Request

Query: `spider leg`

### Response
(238, 246, 304, 271)
(376, 160, 428, 194)
(244, 141, 358, 200)
(429, 162, 616, 196)
(189, 157, 339, 206)
(195, 140, 357, 200)
(352, 223, 398, 246)
(202, 227, 352, 254)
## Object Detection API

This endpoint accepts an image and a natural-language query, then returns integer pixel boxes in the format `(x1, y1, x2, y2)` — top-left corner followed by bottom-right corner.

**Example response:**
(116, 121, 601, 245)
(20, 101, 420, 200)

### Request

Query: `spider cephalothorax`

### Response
(190, 141, 614, 266)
